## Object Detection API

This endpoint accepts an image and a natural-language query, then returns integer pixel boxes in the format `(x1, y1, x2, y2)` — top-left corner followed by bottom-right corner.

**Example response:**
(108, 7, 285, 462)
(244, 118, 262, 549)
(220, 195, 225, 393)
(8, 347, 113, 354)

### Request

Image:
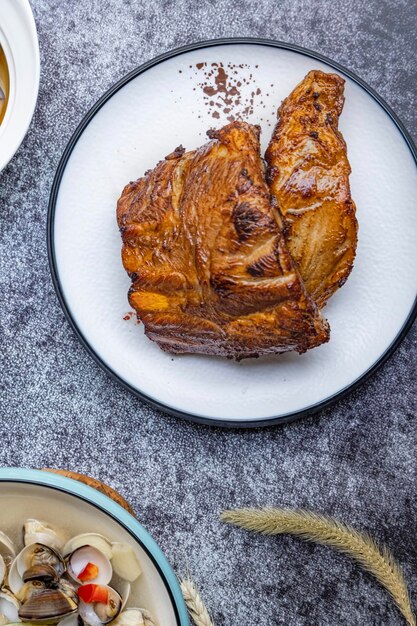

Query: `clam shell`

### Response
(0, 531, 16, 561)
(22, 564, 58, 584)
(119, 581, 130, 610)
(68, 546, 112, 586)
(0, 588, 20, 623)
(0, 556, 6, 589)
(110, 609, 156, 626)
(23, 520, 65, 553)
(63, 536, 112, 560)
(58, 580, 78, 605)
(17, 543, 64, 579)
(78, 586, 121, 626)
(17, 580, 47, 604)
(18, 588, 77, 623)
(8, 558, 24, 596)
(110, 544, 141, 583)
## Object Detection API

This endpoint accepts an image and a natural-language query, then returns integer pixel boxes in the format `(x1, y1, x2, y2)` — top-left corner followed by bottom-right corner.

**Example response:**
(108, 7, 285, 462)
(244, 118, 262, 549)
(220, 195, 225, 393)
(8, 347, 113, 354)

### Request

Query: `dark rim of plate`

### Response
(0, 478, 183, 625)
(47, 37, 417, 429)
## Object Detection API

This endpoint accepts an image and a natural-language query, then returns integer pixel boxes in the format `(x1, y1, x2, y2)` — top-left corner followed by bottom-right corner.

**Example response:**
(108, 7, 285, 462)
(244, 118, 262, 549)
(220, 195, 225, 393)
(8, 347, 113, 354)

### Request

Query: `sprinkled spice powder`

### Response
(181, 62, 273, 125)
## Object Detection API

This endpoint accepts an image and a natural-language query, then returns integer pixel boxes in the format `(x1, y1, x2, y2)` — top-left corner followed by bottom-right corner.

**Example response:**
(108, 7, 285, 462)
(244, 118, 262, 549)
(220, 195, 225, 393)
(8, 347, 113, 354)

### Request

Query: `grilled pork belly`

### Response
(266, 70, 358, 307)
(118, 122, 329, 359)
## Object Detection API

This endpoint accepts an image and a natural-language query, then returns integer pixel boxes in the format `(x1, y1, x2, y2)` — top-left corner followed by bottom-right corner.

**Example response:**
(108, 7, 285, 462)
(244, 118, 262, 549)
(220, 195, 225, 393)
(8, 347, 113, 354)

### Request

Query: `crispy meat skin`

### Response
(266, 70, 358, 308)
(117, 122, 329, 358)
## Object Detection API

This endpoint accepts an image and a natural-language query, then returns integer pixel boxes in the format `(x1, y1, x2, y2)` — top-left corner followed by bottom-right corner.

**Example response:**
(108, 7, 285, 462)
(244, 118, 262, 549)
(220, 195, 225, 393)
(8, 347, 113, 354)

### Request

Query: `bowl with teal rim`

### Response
(0, 467, 189, 626)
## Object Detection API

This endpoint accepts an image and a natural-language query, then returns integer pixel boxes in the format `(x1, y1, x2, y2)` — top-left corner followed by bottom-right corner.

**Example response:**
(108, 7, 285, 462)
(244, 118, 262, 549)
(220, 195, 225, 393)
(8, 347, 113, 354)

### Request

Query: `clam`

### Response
(17, 580, 46, 603)
(78, 586, 122, 626)
(111, 609, 156, 626)
(18, 586, 78, 624)
(98, 576, 130, 611)
(63, 536, 112, 561)
(0, 531, 16, 564)
(58, 580, 78, 605)
(118, 581, 130, 610)
(18, 580, 77, 611)
(0, 556, 6, 588)
(68, 546, 112, 586)
(0, 588, 20, 623)
(24, 520, 65, 553)
(22, 563, 59, 585)
(135, 610, 156, 626)
(16, 543, 65, 580)
(110, 544, 142, 583)
(9, 543, 65, 596)
(8, 558, 24, 596)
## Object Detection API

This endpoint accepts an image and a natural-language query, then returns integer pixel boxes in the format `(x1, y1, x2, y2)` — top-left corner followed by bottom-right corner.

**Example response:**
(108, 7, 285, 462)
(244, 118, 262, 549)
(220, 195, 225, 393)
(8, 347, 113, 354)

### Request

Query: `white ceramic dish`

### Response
(0, 0, 40, 172)
(48, 39, 417, 427)
(0, 468, 189, 625)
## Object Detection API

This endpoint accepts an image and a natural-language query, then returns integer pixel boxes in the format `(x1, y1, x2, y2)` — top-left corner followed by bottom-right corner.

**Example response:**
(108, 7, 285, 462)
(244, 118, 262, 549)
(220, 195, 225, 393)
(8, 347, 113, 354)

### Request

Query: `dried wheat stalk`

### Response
(180, 579, 215, 626)
(221, 507, 415, 626)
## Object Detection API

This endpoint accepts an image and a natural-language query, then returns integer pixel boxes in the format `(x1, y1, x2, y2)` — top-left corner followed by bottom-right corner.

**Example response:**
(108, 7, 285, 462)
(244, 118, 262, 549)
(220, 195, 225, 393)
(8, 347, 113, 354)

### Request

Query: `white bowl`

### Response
(0, 0, 39, 171)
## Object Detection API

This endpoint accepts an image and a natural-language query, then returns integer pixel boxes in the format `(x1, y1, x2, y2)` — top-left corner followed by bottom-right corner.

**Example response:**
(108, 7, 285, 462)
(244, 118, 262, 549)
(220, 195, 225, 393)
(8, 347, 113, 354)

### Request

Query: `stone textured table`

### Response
(1, 1, 416, 624)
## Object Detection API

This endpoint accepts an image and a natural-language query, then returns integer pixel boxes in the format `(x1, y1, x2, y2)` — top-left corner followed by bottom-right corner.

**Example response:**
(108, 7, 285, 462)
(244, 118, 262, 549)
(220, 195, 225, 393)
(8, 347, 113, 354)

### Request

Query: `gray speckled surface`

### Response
(1, 0, 417, 624)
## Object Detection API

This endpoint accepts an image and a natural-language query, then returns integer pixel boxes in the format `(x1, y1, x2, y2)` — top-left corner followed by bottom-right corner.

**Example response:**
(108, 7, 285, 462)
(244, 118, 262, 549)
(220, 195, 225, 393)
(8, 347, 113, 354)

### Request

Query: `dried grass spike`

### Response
(180, 578, 215, 626)
(221, 507, 415, 626)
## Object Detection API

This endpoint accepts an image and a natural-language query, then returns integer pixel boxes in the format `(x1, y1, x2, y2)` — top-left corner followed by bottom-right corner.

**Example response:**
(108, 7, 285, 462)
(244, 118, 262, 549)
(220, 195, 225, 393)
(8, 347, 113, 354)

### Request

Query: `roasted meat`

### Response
(266, 70, 358, 308)
(117, 122, 329, 359)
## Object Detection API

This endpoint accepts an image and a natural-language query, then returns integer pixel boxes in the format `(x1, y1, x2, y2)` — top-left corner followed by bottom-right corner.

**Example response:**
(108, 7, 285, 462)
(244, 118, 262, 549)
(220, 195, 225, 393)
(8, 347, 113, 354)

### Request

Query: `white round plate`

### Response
(0, 0, 40, 172)
(48, 39, 417, 427)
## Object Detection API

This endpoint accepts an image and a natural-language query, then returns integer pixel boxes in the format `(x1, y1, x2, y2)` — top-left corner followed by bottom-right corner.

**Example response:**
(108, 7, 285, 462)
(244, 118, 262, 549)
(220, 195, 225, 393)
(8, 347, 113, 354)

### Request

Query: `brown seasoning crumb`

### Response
(191, 61, 263, 123)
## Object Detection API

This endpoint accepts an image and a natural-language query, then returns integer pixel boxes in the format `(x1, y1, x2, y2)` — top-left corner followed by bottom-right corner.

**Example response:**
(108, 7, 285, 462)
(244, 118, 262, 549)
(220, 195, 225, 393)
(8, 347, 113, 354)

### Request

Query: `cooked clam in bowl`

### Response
(0, 522, 154, 626)
(0, 473, 186, 626)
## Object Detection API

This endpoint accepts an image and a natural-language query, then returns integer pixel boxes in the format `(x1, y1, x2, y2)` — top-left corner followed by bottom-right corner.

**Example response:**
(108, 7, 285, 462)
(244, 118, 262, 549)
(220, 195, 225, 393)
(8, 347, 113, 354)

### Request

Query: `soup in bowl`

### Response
(0, 469, 189, 626)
